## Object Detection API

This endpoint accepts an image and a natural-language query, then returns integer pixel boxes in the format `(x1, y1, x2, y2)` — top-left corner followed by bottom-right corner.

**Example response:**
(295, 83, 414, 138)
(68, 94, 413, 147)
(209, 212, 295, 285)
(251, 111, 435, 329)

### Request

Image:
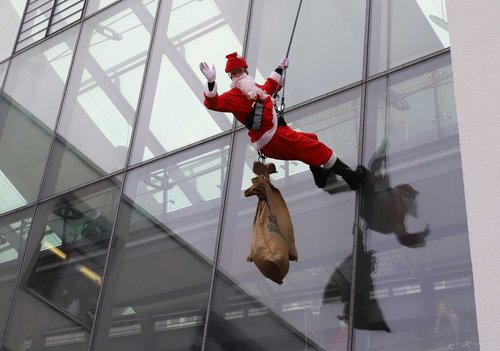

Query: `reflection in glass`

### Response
(361, 140, 430, 248)
(369, 0, 450, 75)
(3, 177, 121, 351)
(0, 28, 79, 213)
(86, 0, 121, 16)
(324, 230, 391, 333)
(0, 207, 34, 341)
(42, 0, 159, 197)
(0, 0, 25, 61)
(16, 0, 85, 51)
(131, 0, 247, 164)
(247, 0, 365, 107)
(354, 54, 479, 350)
(92, 138, 229, 350)
(206, 90, 361, 351)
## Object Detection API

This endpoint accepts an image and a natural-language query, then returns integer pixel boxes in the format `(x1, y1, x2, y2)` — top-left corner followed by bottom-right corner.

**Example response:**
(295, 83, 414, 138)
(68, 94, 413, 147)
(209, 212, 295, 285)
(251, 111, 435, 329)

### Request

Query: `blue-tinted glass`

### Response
(247, 0, 365, 108)
(42, 0, 158, 197)
(85, 0, 121, 16)
(369, 0, 450, 75)
(0, 27, 79, 214)
(0, 0, 26, 60)
(92, 137, 230, 350)
(353, 54, 479, 350)
(3, 177, 122, 351)
(130, 0, 248, 164)
(206, 89, 362, 351)
(0, 207, 34, 343)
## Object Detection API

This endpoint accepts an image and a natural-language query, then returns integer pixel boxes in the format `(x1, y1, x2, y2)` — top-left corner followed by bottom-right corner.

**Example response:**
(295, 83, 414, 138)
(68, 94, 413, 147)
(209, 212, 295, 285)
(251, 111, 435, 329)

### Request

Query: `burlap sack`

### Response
(244, 162, 298, 284)
(246, 200, 289, 284)
(248, 162, 298, 261)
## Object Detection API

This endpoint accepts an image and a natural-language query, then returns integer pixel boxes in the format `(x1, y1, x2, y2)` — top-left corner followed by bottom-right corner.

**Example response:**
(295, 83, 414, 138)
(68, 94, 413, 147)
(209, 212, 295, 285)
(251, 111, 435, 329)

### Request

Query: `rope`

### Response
(260, 0, 304, 162)
(276, 0, 304, 117)
(286, 0, 304, 58)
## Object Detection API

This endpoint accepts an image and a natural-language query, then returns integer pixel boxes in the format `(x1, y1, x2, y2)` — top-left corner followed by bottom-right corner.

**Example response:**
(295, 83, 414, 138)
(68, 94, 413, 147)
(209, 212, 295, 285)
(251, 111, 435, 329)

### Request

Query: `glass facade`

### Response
(0, 1, 479, 351)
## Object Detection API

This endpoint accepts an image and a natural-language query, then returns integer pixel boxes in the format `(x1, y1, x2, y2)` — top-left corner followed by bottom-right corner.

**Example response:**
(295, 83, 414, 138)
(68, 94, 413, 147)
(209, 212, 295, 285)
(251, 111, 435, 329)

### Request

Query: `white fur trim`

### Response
(270, 71, 283, 84)
(251, 108, 278, 150)
(204, 82, 217, 98)
(323, 153, 337, 169)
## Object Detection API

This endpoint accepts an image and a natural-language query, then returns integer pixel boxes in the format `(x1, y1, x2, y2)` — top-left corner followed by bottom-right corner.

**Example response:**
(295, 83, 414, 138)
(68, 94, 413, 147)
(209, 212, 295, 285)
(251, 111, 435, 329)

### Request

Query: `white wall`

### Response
(447, 1, 500, 350)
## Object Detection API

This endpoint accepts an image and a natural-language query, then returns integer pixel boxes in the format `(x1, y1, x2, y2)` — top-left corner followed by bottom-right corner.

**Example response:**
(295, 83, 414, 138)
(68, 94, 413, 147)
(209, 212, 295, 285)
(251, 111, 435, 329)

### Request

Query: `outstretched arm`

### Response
(262, 57, 289, 95)
(395, 224, 430, 248)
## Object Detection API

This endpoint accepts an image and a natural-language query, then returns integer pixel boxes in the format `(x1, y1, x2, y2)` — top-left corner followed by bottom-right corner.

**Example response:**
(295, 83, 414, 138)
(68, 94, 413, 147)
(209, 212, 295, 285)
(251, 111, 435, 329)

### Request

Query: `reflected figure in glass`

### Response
(323, 230, 391, 334)
(200, 52, 364, 190)
(360, 139, 430, 247)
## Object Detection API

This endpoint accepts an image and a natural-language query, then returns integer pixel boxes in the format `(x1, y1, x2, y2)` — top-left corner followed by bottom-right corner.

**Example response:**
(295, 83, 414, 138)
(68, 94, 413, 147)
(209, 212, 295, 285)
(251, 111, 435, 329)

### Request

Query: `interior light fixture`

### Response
(77, 264, 102, 285)
(42, 240, 68, 260)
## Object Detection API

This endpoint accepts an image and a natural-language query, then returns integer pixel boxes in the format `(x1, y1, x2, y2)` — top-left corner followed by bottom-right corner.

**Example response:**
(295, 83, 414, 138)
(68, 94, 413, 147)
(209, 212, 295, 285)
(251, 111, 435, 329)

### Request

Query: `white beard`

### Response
(231, 74, 268, 100)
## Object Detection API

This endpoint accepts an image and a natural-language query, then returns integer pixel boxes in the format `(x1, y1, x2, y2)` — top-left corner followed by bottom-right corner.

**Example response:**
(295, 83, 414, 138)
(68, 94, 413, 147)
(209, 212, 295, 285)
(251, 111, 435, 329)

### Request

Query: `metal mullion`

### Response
(17, 26, 49, 45)
(35, 8, 86, 213)
(0, 58, 12, 96)
(199, 0, 254, 349)
(24, 5, 54, 23)
(25, 0, 54, 15)
(86, 0, 163, 348)
(0, 205, 38, 349)
(45, 0, 59, 37)
(54, 0, 85, 13)
(49, 9, 85, 32)
(12, 0, 33, 54)
(19, 17, 50, 37)
(53, 0, 85, 17)
(347, 0, 373, 351)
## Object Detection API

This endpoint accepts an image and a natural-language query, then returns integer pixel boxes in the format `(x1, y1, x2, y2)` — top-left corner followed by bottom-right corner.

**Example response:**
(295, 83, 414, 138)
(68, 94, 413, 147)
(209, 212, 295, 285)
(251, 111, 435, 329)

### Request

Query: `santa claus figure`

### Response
(200, 52, 365, 190)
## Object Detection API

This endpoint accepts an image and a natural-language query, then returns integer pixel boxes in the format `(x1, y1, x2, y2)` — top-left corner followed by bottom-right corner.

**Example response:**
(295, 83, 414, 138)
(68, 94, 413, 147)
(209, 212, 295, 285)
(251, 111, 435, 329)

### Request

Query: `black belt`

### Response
(244, 99, 287, 130)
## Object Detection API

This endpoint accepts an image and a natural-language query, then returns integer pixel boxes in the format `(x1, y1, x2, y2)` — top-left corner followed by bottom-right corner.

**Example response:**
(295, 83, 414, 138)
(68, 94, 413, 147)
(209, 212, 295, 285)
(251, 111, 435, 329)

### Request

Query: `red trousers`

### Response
(259, 125, 333, 167)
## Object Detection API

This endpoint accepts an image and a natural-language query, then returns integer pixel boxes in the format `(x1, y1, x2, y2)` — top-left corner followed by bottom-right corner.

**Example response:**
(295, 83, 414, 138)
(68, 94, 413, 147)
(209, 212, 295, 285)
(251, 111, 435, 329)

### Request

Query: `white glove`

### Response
(199, 62, 216, 82)
(278, 57, 289, 70)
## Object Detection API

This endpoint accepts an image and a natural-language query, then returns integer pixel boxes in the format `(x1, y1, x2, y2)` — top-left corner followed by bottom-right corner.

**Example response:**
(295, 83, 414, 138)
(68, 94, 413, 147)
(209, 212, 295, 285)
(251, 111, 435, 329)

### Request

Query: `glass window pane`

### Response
(0, 27, 79, 214)
(355, 54, 479, 349)
(0, 207, 34, 339)
(0, 61, 8, 89)
(246, 0, 365, 108)
(369, 0, 450, 75)
(41, 0, 159, 198)
(130, 0, 248, 164)
(206, 89, 361, 351)
(92, 137, 229, 350)
(3, 177, 122, 351)
(85, 0, 120, 16)
(0, 0, 26, 61)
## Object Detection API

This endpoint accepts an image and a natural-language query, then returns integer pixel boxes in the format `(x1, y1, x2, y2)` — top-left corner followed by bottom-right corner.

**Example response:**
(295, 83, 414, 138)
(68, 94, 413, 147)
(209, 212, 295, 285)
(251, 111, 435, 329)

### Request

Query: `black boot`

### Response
(310, 166, 330, 188)
(330, 158, 365, 190)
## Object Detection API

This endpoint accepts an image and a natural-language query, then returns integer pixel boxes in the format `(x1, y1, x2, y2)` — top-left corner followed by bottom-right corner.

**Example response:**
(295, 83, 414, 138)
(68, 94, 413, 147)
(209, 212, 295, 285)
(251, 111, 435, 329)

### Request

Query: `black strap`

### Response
(244, 99, 264, 130)
(277, 116, 287, 126)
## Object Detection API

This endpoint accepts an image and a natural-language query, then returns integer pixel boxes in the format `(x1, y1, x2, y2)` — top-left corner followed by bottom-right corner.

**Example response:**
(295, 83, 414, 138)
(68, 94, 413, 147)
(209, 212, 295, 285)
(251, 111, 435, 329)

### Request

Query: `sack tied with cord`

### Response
(244, 161, 298, 284)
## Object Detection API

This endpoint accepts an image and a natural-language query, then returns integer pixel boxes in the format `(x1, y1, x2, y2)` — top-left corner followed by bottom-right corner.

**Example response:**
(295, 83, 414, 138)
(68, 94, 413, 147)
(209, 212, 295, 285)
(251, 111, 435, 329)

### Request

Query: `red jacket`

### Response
(204, 71, 282, 150)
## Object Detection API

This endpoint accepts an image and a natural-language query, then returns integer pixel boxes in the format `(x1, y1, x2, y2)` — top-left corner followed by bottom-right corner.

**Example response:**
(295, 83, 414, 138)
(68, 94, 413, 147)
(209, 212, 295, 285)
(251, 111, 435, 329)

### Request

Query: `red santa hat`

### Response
(225, 52, 248, 73)
(395, 184, 419, 198)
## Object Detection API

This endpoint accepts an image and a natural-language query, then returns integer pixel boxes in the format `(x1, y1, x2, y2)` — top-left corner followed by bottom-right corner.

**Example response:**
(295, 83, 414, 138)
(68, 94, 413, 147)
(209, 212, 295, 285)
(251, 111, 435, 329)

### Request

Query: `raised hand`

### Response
(199, 62, 216, 82)
(278, 57, 289, 70)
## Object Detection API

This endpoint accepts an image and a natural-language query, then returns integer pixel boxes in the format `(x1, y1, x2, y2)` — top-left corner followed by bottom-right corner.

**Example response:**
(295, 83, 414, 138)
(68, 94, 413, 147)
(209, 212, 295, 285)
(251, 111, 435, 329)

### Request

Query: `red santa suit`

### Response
(203, 71, 336, 168)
